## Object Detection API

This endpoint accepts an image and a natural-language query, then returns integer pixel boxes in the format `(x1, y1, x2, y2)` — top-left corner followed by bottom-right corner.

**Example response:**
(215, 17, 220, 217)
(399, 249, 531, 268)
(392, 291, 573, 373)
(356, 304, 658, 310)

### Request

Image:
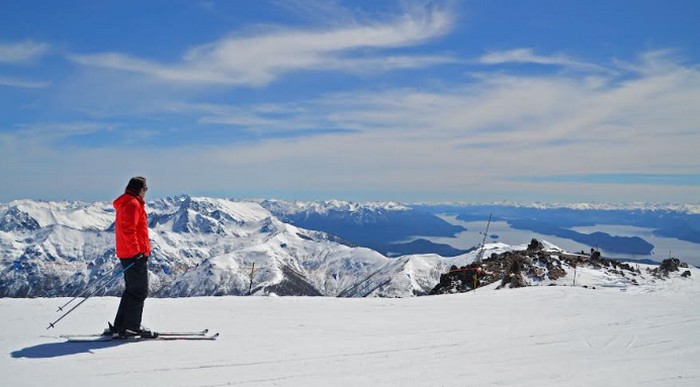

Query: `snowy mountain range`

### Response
(259, 199, 468, 257)
(414, 200, 700, 214)
(412, 202, 700, 261)
(255, 199, 700, 260)
(0, 196, 693, 299)
(0, 197, 469, 298)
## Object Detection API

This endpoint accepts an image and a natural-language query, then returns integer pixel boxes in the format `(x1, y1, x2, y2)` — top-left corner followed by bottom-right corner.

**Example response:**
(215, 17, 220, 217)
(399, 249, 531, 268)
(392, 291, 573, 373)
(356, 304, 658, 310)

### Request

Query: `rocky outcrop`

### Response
(428, 239, 670, 295)
(527, 238, 544, 253)
(650, 258, 690, 278)
(429, 265, 485, 295)
(430, 245, 548, 294)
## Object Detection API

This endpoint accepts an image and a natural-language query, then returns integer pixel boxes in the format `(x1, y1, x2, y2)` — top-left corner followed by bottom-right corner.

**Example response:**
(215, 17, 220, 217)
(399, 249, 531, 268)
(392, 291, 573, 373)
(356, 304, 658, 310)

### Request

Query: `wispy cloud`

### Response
(196, 50, 700, 186)
(0, 76, 50, 88)
(0, 40, 50, 63)
(59, 49, 695, 173)
(69, 6, 454, 86)
(32, 50, 700, 174)
(4, 35, 699, 202)
(480, 48, 575, 65)
(0, 40, 51, 89)
(479, 48, 609, 73)
(0, 122, 114, 147)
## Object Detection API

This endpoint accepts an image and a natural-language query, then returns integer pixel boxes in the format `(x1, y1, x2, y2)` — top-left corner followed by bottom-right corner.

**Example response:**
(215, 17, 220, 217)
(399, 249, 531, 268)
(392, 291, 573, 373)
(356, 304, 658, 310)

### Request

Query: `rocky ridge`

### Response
(430, 239, 692, 295)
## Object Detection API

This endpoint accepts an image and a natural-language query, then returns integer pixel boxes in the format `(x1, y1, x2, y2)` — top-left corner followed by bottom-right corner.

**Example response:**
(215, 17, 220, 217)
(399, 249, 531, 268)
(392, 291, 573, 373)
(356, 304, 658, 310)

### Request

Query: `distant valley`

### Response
(266, 201, 700, 266)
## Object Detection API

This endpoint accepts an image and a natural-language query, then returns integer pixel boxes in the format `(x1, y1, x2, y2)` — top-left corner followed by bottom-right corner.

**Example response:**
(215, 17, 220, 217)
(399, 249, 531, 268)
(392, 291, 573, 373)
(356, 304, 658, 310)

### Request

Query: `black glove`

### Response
(133, 253, 148, 262)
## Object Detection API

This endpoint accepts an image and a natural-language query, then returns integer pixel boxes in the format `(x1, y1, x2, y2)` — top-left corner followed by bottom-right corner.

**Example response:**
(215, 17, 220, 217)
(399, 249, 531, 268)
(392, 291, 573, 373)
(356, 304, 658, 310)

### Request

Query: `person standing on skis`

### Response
(111, 176, 157, 338)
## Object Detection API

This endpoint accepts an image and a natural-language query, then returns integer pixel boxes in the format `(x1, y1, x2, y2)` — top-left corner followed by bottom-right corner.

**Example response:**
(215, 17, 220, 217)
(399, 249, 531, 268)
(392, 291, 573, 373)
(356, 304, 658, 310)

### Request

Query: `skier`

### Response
(110, 176, 158, 339)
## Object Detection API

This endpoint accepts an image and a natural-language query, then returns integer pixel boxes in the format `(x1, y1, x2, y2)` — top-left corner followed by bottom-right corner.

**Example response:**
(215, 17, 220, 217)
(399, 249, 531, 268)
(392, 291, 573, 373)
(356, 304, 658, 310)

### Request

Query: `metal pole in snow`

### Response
(475, 213, 493, 265)
(248, 263, 256, 295)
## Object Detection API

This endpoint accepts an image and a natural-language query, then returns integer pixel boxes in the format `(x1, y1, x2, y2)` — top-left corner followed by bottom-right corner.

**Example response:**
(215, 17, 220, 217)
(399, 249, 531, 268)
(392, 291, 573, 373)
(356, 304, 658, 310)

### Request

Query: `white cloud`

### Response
(0, 76, 50, 88)
(479, 48, 609, 73)
(480, 48, 573, 65)
(4, 49, 699, 203)
(0, 41, 51, 89)
(1, 122, 113, 147)
(197, 51, 700, 194)
(0, 40, 50, 63)
(69, 6, 454, 86)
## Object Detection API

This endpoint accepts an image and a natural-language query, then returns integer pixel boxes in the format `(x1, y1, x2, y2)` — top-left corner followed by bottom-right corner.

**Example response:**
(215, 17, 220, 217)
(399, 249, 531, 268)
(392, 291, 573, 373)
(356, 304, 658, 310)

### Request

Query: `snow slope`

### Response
(4, 272, 699, 387)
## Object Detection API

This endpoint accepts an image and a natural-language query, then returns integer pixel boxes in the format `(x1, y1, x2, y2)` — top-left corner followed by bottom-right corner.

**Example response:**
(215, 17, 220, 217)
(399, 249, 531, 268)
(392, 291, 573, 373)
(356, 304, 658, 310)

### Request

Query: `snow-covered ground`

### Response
(3, 270, 699, 387)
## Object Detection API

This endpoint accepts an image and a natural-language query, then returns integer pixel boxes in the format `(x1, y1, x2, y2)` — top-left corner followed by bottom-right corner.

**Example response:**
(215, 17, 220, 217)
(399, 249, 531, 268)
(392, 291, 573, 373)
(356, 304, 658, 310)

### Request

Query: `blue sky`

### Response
(1, 0, 699, 203)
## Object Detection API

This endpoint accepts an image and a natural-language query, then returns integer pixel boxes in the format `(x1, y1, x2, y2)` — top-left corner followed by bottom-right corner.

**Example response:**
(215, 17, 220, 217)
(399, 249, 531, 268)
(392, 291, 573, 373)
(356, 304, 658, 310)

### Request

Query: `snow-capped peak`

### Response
(258, 199, 411, 216)
(0, 199, 114, 231)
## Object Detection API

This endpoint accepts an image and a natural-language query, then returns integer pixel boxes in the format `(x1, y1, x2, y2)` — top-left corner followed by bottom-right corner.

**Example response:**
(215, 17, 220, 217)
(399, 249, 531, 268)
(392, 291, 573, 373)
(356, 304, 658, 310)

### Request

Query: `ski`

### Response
(64, 333, 219, 342)
(155, 329, 209, 336)
(148, 333, 219, 341)
(60, 328, 209, 339)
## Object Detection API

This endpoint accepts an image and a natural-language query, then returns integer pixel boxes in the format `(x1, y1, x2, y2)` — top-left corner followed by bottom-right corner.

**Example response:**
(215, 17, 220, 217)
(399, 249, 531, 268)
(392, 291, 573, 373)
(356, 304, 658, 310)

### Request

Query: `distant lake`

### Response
(409, 215, 700, 267)
(571, 224, 700, 264)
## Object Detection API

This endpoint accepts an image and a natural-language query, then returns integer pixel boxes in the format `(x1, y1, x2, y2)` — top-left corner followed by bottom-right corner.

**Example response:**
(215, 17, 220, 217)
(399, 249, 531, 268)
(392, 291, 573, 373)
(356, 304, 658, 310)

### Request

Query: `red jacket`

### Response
(113, 191, 151, 259)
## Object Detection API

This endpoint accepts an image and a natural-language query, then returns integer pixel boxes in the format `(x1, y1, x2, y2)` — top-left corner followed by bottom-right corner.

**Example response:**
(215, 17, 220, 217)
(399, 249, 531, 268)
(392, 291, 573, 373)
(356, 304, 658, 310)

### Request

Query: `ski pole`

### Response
(56, 264, 122, 312)
(47, 260, 136, 330)
(151, 263, 200, 297)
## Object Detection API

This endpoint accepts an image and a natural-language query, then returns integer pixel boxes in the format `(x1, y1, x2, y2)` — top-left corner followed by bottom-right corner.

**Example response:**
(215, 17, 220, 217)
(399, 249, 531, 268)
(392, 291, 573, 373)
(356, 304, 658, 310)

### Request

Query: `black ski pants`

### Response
(113, 258, 148, 331)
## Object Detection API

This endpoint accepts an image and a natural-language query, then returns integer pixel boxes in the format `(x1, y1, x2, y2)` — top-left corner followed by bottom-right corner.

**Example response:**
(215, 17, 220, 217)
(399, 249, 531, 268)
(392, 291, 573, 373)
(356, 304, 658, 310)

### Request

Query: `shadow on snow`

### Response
(11, 339, 129, 359)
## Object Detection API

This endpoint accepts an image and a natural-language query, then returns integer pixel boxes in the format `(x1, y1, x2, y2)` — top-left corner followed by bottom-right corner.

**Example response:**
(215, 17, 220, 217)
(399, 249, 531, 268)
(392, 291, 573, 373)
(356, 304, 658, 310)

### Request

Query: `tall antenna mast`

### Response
(475, 213, 492, 264)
